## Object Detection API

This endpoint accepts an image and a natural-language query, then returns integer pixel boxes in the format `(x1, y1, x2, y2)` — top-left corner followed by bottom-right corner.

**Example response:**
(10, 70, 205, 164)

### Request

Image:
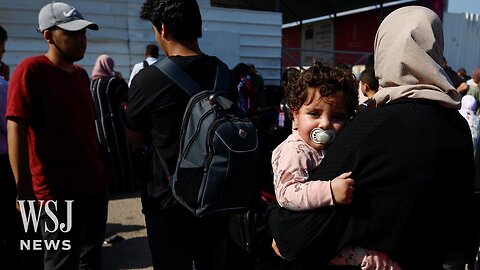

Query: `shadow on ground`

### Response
(102, 194, 153, 269)
(106, 223, 145, 236)
(102, 236, 152, 270)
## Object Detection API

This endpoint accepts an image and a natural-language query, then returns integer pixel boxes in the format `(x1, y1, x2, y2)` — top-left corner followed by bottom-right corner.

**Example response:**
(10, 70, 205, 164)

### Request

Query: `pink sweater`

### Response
(271, 130, 334, 211)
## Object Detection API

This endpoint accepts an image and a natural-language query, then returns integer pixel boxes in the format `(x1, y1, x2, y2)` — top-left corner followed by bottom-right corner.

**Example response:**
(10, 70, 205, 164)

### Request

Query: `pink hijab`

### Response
(91, 54, 115, 80)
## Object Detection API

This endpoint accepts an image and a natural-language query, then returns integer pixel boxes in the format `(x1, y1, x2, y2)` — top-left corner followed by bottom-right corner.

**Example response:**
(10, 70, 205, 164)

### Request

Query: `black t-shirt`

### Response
(126, 54, 218, 210)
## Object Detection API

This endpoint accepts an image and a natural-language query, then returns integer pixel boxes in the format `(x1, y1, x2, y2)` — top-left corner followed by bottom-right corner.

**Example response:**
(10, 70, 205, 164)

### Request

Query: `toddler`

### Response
(271, 61, 401, 270)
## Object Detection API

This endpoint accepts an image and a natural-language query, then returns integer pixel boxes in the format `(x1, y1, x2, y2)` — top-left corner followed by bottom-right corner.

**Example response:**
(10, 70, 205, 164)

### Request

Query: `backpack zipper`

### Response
(178, 91, 213, 152)
(198, 116, 228, 205)
(181, 106, 216, 158)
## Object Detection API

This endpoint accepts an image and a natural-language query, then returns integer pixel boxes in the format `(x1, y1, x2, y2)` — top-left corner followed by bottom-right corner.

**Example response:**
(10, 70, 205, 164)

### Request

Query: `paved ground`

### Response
(102, 192, 153, 270)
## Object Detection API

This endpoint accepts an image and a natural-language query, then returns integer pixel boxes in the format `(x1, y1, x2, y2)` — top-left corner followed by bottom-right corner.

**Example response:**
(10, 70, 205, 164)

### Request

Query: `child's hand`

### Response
(331, 172, 354, 205)
(330, 246, 402, 270)
(361, 249, 402, 270)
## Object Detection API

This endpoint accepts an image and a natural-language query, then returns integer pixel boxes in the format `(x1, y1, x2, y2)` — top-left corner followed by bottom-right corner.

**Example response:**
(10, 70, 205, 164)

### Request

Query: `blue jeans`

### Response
(40, 192, 108, 270)
(144, 203, 228, 270)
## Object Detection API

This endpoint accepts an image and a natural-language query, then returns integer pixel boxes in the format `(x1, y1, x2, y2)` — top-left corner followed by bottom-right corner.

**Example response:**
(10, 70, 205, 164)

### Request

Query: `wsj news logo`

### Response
(18, 200, 73, 251)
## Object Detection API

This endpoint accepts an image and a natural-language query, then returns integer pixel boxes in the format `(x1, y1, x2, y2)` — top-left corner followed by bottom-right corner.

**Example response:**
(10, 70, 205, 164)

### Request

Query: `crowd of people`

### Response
(0, 1, 479, 270)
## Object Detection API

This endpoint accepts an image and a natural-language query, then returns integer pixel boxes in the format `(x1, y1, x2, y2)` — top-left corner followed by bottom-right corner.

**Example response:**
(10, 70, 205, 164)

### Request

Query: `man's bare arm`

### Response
(457, 82, 468, 95)
(7, 118, 34, 200)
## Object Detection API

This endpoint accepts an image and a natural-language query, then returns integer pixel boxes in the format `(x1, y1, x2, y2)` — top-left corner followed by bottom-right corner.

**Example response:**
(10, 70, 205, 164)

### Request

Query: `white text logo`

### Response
(18, 200, 73, 251)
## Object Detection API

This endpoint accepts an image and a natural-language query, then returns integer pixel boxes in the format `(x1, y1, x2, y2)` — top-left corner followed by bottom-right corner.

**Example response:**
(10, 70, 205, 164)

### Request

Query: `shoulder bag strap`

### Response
(152, 57, 202, 97)
(152, 57, 231, 96)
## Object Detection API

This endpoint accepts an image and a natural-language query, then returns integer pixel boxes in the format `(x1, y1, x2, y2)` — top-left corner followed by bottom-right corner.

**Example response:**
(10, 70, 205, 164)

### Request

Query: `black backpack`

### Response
(152, 57, 258, 217)
(90, 77, 135, 193)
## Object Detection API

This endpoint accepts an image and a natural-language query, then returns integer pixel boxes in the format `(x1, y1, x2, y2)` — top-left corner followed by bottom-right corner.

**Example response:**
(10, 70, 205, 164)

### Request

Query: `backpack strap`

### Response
(143, 60, 149, 69)
(152, 56, 230, 97)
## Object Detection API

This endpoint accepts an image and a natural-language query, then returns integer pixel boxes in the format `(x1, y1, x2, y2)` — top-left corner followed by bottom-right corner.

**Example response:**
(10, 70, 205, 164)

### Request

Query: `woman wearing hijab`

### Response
(90, 54, 133, 192)
(266, 6, 476, 270)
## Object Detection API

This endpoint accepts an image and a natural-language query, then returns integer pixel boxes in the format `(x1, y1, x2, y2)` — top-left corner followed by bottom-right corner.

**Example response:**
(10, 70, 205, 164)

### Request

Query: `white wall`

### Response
(447, 0, 480, 14)
(301, 20, 334, 66)
(198, 0, 211, 7)
(443, 12, 480, 76)
(201, 6, 282, 84)
(0, 0, 282, 85)
(0, 0, 147, 79)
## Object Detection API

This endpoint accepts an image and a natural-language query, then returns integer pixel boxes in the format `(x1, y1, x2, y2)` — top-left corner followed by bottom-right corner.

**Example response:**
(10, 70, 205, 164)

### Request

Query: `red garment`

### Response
(6, 55, 107, 200)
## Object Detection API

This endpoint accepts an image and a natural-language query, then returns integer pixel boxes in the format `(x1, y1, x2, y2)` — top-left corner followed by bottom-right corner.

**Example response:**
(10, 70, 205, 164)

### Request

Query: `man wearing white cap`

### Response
(6, 2, 108, 269)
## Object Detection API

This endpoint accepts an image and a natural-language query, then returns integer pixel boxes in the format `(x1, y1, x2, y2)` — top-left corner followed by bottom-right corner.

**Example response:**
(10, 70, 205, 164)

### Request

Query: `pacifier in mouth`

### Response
(310, 128, 336, 144)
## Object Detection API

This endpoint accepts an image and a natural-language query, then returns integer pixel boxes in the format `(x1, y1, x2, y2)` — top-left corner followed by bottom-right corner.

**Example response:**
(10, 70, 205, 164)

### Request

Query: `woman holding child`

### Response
(268, 6, 476, 270)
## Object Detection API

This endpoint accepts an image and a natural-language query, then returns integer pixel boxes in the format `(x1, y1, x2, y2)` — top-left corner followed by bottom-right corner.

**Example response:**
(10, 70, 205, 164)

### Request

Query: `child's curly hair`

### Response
(284, 60, 358, 119)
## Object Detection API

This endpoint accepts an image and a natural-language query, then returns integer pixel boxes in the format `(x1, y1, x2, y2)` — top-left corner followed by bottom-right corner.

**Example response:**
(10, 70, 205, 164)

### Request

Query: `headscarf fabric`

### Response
(91, 54, 115, 80)
(372, 6, 461, 109)
(461, 95, 478, 112)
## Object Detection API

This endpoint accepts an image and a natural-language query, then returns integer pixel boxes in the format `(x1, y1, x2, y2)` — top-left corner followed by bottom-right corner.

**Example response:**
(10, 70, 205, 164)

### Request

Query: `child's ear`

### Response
(292, 120, 298, 130)
(292, 110, 299, 130)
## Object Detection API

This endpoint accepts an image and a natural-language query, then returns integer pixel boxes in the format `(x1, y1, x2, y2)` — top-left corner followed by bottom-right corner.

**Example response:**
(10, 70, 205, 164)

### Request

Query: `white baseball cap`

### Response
(37, 2, 99, 32)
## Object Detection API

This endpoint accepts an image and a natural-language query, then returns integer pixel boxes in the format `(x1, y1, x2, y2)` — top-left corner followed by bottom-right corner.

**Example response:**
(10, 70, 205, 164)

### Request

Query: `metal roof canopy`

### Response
(211, 0, 407, 24)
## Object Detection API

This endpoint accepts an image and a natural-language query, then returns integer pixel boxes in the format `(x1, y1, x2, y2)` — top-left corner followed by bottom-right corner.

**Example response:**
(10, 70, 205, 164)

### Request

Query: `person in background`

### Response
(91, 54, 128, 104)
(443, 56, 468, 94)
(248, 64, 265, 110)
(455, 95, 480, 270)
(445, 95, 480, 269)
(90, 54, 132, 193)
(458, 68, 471, 83)
(0, 24, 17, 270)
(459, 95, 480, 156)
(279, 67, 301, 132)
(467, 68, 480, 87)
(0, 25, 9, 81)
(7, 2, 108, 269)
(465, 68, 480, 110)
(92, 54, 116, 80)
(128, 43, 159, 87)
(232, 62, 255, 117)
(357, 68, 379, 112)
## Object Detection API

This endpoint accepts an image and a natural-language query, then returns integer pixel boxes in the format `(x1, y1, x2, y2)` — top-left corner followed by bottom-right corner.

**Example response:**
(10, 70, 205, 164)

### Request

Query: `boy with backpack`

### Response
(126, 0, 257, 269)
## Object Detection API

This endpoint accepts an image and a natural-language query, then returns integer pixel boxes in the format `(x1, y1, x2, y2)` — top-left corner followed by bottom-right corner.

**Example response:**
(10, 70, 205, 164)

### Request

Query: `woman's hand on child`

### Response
(271, 239, 285, 259)
(331, 172, 354, 205)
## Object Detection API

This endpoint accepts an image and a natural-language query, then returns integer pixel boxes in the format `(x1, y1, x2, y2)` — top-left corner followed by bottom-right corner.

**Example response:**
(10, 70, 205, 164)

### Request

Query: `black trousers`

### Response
(144, 203, 229, 270)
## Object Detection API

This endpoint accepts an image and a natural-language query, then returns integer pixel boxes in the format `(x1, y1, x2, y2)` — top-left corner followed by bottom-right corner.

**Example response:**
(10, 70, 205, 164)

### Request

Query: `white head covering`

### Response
(461, 95, 477, 112)
(372, 6, 461, 109)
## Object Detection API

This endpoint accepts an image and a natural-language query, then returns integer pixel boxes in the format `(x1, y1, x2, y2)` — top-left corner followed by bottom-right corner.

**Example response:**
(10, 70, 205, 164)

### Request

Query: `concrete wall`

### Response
(0, 0, 282, 84)
(443, 12, 480, 76)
